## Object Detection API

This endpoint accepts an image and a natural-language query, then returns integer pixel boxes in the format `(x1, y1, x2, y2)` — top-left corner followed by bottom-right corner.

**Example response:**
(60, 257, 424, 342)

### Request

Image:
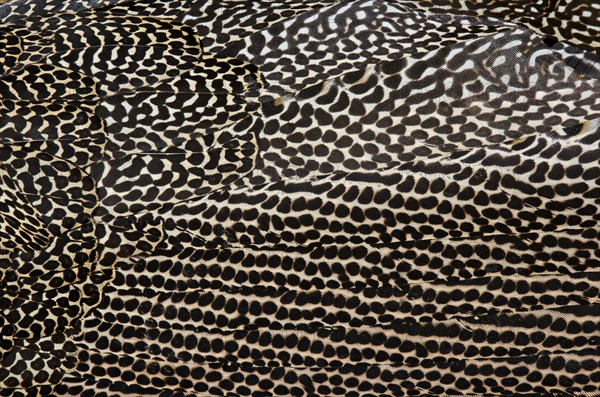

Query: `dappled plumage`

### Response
(0, 1, 599, 396)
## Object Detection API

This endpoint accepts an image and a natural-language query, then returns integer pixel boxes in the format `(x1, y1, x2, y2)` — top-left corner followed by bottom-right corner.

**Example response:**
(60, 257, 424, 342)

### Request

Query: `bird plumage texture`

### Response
(0, 0, 599, 396)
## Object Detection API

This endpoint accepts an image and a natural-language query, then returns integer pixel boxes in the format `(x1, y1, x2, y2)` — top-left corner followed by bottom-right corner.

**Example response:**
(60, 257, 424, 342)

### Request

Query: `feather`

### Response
(0, 1, 599, 396)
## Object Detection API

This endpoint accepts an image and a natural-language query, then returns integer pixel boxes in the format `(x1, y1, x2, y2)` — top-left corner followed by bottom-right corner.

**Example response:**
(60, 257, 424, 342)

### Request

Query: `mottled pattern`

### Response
(188, 0, 345, 53)
(0, 29, 21, 75)
(0, 0, 189, 22)
(393, 0, 600, 52)
(0, 1, 257, 395)
(5, 10, 201, 65)
(1, 1, 599, 397)
(241, 28, 600, 182)
(218, 0, 519, 98)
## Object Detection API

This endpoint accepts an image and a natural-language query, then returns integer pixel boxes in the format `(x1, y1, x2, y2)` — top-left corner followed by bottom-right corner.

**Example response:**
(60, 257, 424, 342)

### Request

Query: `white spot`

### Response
(492, 55, 506, 67)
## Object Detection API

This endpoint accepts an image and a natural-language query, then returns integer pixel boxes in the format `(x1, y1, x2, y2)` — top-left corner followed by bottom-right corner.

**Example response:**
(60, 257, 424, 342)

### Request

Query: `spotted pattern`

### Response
(1, 0, 599, 397)
(217, 0, 521, 98)
(0, 29, 21, 75)
(0, 99, 106, 166)
(237, 28, 600, 183)
(0, 161, 52, 253)
(97, 56, 263, 162)
(97, 0, 191, 18)
(0, 218, 165, 396)
(0, 0, 188, 23)
(0, 1, 257, 394)
(120, 227, 600, 292)
(5, 10, 201, 65)
(0, 63, 97, 101)
(140, 55, 263, 96)
(60, 112, 600, 396)
(188, 0, 343, 53)
(394, 0, 600, 52)
(90, 127, 258, 218)
(548, 39, 600, 80)
(160, 118, 600, 247)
